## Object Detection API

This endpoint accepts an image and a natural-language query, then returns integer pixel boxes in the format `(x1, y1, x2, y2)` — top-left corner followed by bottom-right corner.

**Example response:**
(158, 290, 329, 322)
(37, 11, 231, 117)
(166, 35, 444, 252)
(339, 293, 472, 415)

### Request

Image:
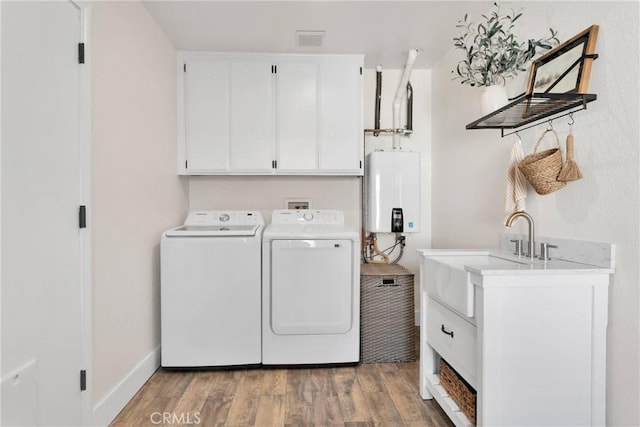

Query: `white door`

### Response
(270, 240, 353, 335)
(275, 62, 318, 171)
(318, 60, 363, 173)
(184, 60, 230, 172)
(229, 61, 275, 172)
(1, 1, 86, 425)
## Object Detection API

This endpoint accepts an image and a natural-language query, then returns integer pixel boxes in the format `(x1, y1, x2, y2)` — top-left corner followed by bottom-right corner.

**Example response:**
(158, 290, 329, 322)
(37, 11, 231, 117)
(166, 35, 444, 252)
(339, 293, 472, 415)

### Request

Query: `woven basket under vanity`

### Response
(440, 358, 477, 424)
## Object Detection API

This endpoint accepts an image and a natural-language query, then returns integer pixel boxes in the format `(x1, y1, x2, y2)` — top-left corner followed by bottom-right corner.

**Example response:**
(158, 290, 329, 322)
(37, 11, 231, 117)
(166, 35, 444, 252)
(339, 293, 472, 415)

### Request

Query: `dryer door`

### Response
(270, 239, 353, 335)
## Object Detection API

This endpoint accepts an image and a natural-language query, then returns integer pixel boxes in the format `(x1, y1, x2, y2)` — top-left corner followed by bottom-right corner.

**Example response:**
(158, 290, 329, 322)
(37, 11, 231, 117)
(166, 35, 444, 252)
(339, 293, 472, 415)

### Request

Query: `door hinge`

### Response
(359, 160, 362, 168)
(78, 43, 85, 64)
(185, 160, 188, 169)
(274, 160, 278, 169)
(79, 205, 87, 229)
(273, 65, 277, 74)
(80, 370, 87, 391)
(184, 63, 186, 72)
(360, 66, 362, 75)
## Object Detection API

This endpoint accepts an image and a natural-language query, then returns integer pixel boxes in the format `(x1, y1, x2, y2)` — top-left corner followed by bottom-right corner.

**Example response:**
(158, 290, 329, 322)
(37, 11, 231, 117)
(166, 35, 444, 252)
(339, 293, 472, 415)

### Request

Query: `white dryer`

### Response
(161, 211, 264, 367)
(262, 209, 360, 365)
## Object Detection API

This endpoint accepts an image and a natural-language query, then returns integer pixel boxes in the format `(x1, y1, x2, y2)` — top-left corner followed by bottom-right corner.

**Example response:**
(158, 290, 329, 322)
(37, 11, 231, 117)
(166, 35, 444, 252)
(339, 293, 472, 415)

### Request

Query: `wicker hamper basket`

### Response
(360, 264, 415, 363)
(440, 358, 477, 424)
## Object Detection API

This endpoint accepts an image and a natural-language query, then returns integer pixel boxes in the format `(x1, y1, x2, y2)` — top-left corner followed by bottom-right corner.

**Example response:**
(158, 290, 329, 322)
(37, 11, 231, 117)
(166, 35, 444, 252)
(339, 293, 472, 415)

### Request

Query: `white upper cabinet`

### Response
(229, 61, 274, 172)
(183, 60, 230, 172)
(276, 61, 318, 172)
(318, 58, 363, 173)
(178, 52, 364, 175)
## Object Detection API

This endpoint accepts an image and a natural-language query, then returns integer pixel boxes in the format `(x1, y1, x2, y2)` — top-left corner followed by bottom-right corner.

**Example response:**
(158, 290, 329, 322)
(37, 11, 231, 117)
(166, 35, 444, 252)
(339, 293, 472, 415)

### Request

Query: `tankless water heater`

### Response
(366, 151, 420, 233)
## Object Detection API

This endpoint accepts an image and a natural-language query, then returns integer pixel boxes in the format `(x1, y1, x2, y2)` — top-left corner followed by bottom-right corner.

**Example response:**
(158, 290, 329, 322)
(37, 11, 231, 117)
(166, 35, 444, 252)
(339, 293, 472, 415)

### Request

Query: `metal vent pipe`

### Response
(392, 48, 420, 149)
(406, 82, 413, 132)
(374, 65, 382, 137)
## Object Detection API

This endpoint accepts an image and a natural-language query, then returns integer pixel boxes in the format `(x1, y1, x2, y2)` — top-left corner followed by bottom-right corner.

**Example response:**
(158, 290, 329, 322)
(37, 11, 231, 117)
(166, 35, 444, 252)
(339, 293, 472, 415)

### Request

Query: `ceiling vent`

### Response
(296, 30, 325, 48)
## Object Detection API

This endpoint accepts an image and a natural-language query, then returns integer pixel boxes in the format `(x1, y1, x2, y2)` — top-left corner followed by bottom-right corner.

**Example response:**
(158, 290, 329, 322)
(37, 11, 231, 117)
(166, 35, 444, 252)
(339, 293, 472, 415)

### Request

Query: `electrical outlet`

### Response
(285, 199, 311, 210)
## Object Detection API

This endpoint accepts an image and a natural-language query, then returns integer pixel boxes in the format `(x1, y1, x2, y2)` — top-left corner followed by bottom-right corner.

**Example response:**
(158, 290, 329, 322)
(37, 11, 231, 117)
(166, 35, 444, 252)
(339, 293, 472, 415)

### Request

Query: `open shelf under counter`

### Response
(424, 372, 474, 427)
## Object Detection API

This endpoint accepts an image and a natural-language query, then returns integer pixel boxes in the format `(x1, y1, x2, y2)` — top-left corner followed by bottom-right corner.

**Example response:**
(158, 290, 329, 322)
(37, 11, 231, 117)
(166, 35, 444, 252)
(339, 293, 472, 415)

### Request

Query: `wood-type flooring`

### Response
(111, 334, 452, 427)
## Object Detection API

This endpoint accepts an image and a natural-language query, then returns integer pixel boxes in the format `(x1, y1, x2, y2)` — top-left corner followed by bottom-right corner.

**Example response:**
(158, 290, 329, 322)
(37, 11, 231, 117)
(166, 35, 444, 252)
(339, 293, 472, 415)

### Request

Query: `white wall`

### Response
(91, 0, 187, 419)
(431, 2, 639, 425)
(189, 176, 360, 227)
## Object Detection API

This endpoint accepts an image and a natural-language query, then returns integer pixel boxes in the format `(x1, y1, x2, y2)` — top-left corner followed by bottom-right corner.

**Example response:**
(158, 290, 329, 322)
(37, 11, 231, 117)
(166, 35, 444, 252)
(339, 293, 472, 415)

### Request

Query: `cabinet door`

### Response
(229, 61, 274, 172)
(184, 61, 230, 171)
(276, 62, 318, 171)
(318, 61, 363, 173)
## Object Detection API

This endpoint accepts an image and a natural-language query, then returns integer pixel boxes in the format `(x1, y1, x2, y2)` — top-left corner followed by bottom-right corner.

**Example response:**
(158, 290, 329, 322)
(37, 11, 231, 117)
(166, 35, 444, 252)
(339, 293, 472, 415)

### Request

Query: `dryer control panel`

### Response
(271, 209, 344, 225)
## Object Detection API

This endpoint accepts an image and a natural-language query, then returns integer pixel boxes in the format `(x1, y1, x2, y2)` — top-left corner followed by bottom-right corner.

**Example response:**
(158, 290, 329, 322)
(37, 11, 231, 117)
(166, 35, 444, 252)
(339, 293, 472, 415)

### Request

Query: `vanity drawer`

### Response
(426, 297, 477, 388)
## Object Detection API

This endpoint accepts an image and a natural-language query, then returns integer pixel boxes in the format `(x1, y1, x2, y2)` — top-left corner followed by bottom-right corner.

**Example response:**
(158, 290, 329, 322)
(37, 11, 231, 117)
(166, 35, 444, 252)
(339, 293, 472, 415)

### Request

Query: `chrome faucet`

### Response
(505, 211, 535, 260)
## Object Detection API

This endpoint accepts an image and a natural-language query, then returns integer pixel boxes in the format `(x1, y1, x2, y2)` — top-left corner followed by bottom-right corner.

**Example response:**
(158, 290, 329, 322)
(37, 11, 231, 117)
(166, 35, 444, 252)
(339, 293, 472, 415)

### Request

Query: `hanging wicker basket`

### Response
(518, 129, 566, 195)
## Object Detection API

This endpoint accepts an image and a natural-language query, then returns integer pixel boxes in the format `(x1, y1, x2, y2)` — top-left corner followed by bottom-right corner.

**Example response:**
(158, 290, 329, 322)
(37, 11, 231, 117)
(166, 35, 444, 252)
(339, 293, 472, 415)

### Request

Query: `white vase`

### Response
(480, 85, 509, 117)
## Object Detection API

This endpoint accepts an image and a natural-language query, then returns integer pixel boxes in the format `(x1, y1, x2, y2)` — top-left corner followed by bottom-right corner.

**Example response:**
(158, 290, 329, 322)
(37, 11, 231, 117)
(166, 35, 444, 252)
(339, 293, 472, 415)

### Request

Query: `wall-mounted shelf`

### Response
(466, 93, 597, 137)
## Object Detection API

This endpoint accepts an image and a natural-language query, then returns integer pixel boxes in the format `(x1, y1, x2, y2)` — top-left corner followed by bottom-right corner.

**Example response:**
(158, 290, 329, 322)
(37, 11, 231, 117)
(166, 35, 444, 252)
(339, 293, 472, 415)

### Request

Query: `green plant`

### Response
(452, 2, 559, 87)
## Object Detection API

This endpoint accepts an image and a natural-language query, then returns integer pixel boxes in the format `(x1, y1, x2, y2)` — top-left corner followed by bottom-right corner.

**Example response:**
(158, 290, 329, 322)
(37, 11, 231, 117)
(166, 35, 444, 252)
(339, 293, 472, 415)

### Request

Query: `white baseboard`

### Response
(92, 346, 160, 426)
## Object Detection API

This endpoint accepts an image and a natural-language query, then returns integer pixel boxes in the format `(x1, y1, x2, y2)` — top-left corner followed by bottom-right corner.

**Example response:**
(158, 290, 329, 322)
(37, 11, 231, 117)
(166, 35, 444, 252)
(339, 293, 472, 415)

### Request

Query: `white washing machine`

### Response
(262, 209, 360, 365)
(161, 210, 264, 367)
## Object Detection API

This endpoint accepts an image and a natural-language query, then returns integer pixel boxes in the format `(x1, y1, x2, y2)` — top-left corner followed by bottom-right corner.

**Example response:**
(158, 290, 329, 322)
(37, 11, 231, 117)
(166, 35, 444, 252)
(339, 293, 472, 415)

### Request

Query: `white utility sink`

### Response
(422, 252, 527, 317)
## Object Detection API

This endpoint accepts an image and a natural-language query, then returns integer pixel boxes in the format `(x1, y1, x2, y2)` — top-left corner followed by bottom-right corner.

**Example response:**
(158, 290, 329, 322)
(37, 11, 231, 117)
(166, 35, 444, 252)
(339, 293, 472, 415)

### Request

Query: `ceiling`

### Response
(142, 1, 490, 69)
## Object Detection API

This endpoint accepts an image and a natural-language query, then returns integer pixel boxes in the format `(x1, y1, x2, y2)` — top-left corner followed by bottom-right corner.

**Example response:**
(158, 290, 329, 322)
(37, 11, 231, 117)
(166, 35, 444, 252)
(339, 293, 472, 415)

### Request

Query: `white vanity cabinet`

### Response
(178, 52, 363, 176)
(418, 249, 613, 426)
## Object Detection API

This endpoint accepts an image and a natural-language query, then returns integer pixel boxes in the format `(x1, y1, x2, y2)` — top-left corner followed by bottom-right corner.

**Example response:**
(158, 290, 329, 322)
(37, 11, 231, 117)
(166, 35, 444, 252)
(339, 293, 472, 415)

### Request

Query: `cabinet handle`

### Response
(441, 324, 454, 338)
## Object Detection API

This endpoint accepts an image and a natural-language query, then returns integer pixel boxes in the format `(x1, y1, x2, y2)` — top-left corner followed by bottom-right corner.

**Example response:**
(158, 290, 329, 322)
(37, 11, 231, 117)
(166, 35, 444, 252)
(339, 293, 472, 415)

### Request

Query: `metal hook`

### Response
(547, 119, 554, 131)
(568, 113, 575, 126)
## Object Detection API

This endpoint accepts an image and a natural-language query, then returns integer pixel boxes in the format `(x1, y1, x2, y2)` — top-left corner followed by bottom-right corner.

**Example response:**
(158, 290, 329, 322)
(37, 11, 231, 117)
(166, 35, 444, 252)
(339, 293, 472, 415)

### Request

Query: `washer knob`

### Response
(219, 213, 230, 222)
(303, 212, 314, 221)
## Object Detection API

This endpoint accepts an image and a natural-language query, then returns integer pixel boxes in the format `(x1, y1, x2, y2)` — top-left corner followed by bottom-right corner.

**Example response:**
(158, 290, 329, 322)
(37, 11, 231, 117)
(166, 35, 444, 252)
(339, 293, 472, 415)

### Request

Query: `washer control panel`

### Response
(184, 211, 264, 226)
(271, 209, 344, 225)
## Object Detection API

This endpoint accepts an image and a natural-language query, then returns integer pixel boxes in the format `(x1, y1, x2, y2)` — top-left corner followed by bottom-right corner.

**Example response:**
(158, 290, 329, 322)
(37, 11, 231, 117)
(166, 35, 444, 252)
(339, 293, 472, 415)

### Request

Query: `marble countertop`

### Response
(417, 248, 614, 275)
